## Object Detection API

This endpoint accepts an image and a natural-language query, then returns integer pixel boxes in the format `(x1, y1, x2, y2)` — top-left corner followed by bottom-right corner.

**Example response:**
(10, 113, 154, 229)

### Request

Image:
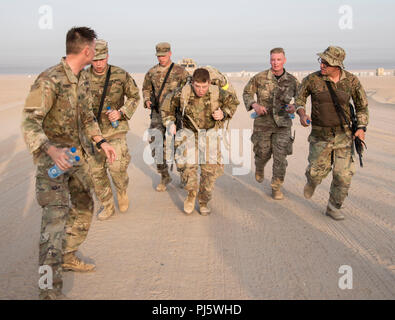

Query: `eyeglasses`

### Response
(318, 57, 331, 67)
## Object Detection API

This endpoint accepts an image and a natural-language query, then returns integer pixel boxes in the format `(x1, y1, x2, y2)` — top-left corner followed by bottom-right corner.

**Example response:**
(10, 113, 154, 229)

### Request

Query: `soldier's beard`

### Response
(320, 68, 328, 75)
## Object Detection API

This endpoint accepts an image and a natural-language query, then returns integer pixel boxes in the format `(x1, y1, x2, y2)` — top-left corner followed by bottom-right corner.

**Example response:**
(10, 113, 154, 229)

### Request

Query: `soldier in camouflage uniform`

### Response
(243, 48, 299, 200)
(142, 42, 189, 191)
(21, 27, 116, 299)
(162, 68, 239, 215)
(294, 46, 368, 220)
(87, 40, 140, 221)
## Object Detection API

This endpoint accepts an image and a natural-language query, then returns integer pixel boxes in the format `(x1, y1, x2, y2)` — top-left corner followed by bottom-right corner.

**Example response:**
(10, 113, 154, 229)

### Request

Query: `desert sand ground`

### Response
(0, 72, 394, 300)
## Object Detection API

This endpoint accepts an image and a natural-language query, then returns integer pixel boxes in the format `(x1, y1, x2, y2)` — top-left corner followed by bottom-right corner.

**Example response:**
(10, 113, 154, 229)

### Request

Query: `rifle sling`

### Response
(97, 65, 112, 123)
(151, 63, 174, 112)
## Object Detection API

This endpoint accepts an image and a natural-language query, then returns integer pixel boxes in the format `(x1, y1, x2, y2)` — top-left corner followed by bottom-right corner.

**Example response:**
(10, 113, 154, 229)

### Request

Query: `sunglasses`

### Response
(318, 57, 332, 67)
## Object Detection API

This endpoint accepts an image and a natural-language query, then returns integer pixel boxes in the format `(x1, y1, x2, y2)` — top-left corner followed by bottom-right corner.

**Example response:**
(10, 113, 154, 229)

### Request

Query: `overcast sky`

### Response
(0, 0, 394, 73)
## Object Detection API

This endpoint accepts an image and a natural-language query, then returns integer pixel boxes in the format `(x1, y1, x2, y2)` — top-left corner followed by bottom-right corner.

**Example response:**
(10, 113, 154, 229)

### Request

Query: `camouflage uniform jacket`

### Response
(88, 65, 140, 138)
(243, 69, 299, 128)
(161, 84, 239, 133)
(142, 63, 189, 108)
(295, 70, 369, 128)
(21, 57, 102, 163)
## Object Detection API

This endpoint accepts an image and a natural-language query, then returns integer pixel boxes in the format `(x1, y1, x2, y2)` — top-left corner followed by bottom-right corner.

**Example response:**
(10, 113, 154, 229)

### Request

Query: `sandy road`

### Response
(0, 74, 394, 299)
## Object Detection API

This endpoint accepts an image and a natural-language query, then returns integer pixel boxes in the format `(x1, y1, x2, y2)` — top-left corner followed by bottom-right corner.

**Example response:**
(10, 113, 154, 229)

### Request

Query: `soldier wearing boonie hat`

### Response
(293, 45, 369, 221)
(317, 46, 346, 68)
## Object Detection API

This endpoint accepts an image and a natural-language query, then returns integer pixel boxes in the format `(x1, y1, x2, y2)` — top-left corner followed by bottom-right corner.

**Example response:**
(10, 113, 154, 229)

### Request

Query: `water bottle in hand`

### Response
(284, 105, 295, 119)
(106, 106, 119, 128)
(48, 147, 80, 179)
(250, 111, 259, 119)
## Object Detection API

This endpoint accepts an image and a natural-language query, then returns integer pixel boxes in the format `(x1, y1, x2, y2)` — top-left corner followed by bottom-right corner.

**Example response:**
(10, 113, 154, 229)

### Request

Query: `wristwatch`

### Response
(96, 138, 107, 150)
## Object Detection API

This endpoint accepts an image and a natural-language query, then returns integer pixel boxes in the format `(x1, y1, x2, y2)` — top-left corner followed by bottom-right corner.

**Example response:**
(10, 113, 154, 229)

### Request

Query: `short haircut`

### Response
(270, 47, 285, 55)
(192, 68, 210, 83)
(66, 27, 97, 55)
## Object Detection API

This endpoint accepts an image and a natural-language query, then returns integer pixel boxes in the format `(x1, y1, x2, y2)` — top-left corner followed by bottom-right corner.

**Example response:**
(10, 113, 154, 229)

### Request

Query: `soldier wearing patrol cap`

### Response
(293, 46, 369, 220)
(87, 39, 140, 221)
(142, 42, 189, 192)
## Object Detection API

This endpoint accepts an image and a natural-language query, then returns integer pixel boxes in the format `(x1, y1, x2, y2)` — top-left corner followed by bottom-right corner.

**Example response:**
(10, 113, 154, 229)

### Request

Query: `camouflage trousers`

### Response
(175, 130, 224, 204)
(306, 126, 355, 208)
(35, 153, 94, 295)
(251, 124, 293, 188)
(86, 135, 131, 215)
(149, 110, 170, 177)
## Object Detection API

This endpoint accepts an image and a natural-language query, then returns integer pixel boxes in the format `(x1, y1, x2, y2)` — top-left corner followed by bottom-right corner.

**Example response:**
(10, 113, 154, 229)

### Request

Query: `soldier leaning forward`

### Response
(161, 68, 239, 215)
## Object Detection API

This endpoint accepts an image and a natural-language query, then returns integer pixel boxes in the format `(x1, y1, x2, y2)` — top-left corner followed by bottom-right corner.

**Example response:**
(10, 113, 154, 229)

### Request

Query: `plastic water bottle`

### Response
(250, 111, 259, 119)
(106, 106, 119, 128)
(251, 105, 296, 119)
(284, 105, 295, 119)
(48, 147, 80, 179)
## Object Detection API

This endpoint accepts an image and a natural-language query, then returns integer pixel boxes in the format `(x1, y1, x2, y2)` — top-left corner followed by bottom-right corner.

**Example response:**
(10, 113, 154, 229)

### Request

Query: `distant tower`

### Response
(178, 58, 197, 75)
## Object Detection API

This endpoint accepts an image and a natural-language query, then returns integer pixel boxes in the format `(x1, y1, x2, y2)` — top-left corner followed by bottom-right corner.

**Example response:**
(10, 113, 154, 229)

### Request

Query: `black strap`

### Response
(325, 81, 352, 132)
(152, 63, 174, 110)
(325, 81, 367, 166)
(97, 65, 112, 122)
(96, 138, 107, 150)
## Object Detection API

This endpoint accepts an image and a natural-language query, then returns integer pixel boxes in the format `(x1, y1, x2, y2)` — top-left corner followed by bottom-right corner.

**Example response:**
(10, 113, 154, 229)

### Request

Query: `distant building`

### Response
(376, 68, 385, 76)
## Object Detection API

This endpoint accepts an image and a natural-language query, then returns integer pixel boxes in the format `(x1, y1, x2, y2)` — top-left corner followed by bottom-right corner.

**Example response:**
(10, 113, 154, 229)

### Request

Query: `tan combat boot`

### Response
(117, 191, 129, 213)
(39, 290, 70, 300)
(325, 202, 345, 220)
(156, 173, 172, 192)
(303, 182, 316, 199)
(255, 170, 264, 183)
(97, 208, 114, 221)
(62, 252, 96, 272)
(271, 179, 284, 200)
(199, 202, 211, 216)
(272, 188, 284, 200)
(183, 191, 197, 214)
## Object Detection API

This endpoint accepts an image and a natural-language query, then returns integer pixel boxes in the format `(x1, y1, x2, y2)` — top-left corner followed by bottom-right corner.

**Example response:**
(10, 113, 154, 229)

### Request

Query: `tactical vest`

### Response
(312, 89, 351, 127)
